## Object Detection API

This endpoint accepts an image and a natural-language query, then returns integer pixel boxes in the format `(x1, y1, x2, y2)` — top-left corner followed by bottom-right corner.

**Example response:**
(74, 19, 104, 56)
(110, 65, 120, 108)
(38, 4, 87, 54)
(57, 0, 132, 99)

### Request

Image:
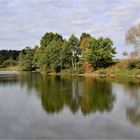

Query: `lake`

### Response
(0, 71, 140, 139)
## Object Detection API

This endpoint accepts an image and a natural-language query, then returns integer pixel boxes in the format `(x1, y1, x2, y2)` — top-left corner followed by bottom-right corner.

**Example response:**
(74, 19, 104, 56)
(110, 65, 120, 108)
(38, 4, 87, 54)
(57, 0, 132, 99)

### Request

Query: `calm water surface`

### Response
(0, 71, 140, 139)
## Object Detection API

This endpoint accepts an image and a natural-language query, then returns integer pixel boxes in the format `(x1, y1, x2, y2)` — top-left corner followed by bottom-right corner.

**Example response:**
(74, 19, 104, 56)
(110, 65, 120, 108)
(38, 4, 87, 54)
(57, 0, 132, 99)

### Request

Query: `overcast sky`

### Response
(0, 0, 140, 57)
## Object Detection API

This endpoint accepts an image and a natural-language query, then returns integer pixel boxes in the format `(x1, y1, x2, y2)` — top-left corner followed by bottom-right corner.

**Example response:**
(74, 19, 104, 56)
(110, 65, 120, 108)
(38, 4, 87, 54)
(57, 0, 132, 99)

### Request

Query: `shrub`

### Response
(128, 59, 140, 69)
(2, 59, 17, 67)
(84, 37, 116, 69)
(74, 66, 84, 74)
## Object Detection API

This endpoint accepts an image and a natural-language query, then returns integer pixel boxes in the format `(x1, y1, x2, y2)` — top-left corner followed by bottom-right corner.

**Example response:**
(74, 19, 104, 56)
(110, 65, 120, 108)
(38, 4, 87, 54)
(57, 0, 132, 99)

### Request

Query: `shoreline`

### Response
(45, 71, 140, 78)
(0, 66, 140, 78)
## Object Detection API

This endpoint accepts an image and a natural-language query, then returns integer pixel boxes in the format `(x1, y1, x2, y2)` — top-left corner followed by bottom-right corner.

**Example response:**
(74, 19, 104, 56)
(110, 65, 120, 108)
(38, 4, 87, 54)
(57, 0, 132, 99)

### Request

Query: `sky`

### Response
(0, 0, 140, 58)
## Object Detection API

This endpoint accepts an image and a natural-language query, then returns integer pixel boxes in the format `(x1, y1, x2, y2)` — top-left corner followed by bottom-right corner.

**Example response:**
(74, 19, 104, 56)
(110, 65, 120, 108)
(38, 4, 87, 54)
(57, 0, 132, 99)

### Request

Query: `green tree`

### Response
(122, 51, 128, 58)
(68, 34, 80, 71)
(2, 58, 17, 67)
(19, 47, 34, 71)
(35, 32, 64, 72)
(80, 32, 91, 45)
(40, 32, 63, 48)
(61, 40, 72, 69)
(80, 36, 91, 50)
(39, 40, 62, 72)
(84, 37, 116, 68)
(33, 47, 44, 67)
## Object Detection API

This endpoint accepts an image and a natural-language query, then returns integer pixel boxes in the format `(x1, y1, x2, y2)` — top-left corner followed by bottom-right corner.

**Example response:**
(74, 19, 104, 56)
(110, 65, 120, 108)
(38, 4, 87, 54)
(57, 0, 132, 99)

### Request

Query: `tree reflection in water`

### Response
(0, 72, 115, 115)
(125, 85, 140, 127)
(18, 73, 115, 115)
(112, 77, 140, 127)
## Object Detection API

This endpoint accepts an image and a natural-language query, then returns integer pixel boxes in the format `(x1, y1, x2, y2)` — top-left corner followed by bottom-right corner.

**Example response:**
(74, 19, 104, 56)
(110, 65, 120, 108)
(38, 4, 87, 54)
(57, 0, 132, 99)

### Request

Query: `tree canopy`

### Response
(17, 32, 116, 72)
(19, 47, 34, 71)
(83, 37, 116, 68)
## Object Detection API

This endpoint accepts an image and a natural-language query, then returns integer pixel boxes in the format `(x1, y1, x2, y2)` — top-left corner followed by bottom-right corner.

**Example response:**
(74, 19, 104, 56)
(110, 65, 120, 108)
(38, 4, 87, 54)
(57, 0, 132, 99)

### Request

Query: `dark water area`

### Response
(0, 71, 140, 139)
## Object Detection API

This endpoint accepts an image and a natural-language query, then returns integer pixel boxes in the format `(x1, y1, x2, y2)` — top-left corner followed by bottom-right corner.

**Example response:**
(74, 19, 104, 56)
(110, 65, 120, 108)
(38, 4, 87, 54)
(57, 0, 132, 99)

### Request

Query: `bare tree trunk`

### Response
(75, 60, 76, 72)
(72, 57, 74, 72)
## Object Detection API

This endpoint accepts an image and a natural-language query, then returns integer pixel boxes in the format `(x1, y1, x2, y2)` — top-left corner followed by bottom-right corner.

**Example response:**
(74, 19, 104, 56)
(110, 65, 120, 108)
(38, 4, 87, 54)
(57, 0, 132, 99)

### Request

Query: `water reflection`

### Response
(1, 72, 140, 138)
(110, 77, 140, 127)
(124, 84, 140, 127)
(1, 72, 140, 127)
(17, 73, 140, 126)
(2, 72, 115, 115)
(37, 76, 115, 115)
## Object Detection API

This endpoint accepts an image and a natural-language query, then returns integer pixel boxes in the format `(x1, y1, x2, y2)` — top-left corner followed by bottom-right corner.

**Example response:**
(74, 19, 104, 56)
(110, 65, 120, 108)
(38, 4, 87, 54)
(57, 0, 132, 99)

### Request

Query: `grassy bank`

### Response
(1, 60, 140, 77)
(88, 68, 140, 77)
(47, 68, 140, 77)
(55, 59, 140, 77)
(80, 60, 140, 77)
(0, 66, 22, 71)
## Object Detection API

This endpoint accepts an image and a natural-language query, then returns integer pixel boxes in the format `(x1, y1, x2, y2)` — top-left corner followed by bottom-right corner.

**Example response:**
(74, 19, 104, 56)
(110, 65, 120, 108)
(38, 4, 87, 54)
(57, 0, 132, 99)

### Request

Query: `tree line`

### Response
(1, 22, 140, 73)
(18, 32, 116, 73)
